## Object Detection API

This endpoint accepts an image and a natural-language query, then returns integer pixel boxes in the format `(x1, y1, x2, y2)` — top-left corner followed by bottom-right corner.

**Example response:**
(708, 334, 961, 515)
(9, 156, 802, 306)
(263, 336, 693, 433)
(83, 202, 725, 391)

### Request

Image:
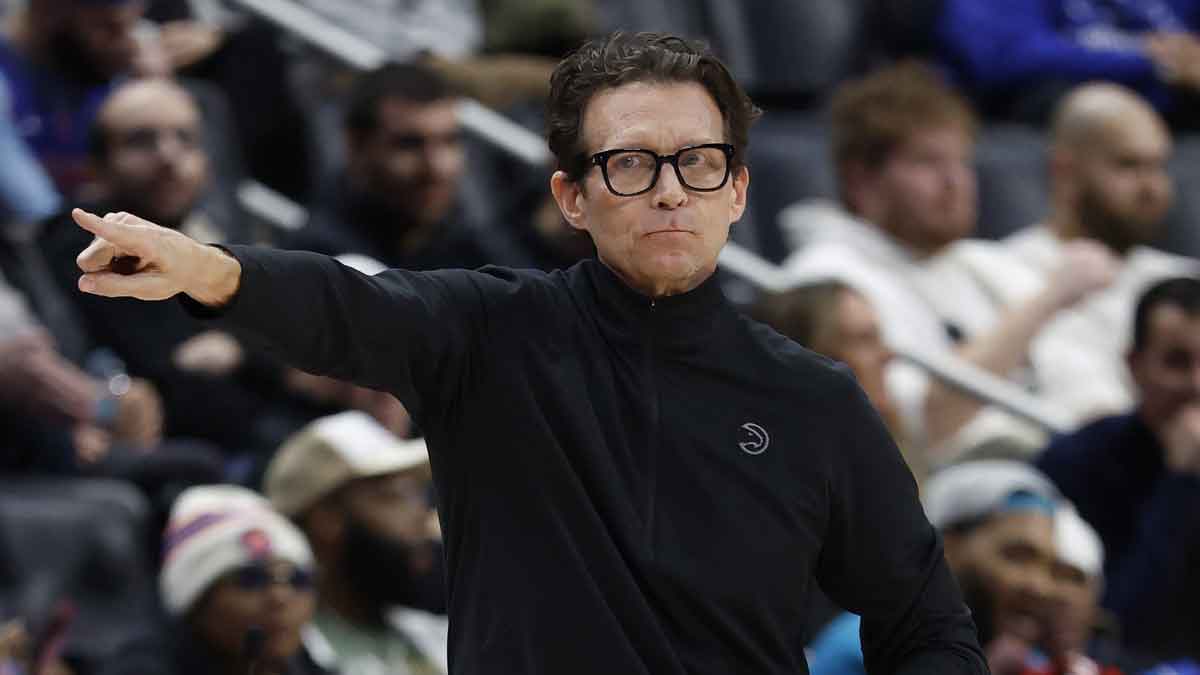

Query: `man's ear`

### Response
(550, 170, 588, 233)
(841, 160, 878, 216)
(1048, 146, 1077, 197)
(729, 165, 749, 224)
(1125, 348, 1142, 383)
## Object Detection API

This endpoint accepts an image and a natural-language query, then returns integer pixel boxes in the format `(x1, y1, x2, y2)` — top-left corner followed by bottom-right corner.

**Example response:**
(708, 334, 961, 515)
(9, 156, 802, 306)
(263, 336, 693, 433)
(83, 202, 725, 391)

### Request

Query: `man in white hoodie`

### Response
(784, 63, 1117, 457)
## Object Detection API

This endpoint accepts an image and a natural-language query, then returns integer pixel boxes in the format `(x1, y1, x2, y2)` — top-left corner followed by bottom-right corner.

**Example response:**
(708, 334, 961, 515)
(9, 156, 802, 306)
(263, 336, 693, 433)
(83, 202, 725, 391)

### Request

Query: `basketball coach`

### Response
(71, 32, 986, 675)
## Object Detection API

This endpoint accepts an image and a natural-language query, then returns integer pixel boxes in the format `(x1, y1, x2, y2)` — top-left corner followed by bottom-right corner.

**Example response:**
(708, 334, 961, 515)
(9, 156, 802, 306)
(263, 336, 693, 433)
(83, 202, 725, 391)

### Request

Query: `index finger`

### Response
(71, 209, 150, 254)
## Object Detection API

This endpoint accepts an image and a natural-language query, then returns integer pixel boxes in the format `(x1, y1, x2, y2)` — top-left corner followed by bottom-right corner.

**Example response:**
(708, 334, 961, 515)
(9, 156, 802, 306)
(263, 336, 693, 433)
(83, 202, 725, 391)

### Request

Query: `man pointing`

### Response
(73, 33, 985, 674)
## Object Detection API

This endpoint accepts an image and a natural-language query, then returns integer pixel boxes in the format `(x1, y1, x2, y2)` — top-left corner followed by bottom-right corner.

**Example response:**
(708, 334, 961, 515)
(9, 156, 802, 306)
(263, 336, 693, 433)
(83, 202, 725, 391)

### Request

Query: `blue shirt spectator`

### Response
(0, 72, 59, 223)
(0, 0, 165, 199)
(0, 39, 112, 200)
(936, 0, 1200, 121)
(1036, 277, 1200, 660)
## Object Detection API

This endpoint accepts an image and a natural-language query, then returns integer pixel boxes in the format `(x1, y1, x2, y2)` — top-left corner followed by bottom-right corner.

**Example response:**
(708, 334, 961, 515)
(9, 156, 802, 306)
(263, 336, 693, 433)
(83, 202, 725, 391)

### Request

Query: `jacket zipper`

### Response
(645, 299, 660, 556)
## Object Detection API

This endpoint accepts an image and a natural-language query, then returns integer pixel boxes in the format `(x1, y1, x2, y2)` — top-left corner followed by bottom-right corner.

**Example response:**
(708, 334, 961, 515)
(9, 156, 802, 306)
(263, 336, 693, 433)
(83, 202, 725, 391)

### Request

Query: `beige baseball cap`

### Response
(265, 410, 431, 517)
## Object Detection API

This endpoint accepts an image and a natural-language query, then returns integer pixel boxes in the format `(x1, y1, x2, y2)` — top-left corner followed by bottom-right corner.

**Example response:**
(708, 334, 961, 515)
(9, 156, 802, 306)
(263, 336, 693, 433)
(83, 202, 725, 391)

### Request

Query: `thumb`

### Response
(79, 270, 176, 300)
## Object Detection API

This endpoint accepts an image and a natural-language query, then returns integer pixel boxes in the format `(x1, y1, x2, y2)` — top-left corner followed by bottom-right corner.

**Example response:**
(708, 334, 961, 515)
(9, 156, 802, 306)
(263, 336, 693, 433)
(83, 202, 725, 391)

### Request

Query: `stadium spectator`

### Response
(935, 0, 1200, 125)
(144, 0, 316, 201)
(37, 77, 302, 461)
(265, 411, 447, 675)
(807, 460, 1064, 675)
(0, 0, 168, 199)
(288, 62, 526, 271)
(293, 0, 592, 110)
(99, 485, 328, 675)
(782, 63, 1113, 457)
(0, 268, 163, 472)
(1042, 506, 1138, 674)
(1036, 276, 1200, 660)
(946, 84, 1199, 423)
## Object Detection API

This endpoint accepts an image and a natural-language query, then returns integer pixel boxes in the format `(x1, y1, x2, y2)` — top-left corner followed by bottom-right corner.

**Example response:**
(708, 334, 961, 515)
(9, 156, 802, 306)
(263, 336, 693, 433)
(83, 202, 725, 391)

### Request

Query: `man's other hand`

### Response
(73, 209, 241, 307)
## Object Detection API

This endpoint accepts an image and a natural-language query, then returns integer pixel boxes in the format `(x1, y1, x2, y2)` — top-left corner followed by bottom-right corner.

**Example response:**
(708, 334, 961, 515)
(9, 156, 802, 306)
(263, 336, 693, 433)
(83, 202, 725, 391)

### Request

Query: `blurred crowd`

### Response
(0, 0, 1197, 674)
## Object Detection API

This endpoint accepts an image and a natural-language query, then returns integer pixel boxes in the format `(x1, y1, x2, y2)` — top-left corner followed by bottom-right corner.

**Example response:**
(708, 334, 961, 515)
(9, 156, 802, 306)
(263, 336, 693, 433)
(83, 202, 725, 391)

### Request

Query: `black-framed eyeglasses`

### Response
(230, 563, 313, 592)
(589, 143, 735, 197)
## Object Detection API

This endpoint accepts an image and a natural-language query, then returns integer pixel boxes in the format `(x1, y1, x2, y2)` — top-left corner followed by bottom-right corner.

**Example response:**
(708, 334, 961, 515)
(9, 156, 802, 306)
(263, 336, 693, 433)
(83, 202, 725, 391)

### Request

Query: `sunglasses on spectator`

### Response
(230, 563, 313, 592)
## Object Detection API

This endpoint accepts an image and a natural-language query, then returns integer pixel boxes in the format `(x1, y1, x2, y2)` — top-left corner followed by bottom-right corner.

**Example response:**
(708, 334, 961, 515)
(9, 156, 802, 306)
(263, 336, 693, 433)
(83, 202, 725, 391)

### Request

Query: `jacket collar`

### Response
(572, 257, 733, 351)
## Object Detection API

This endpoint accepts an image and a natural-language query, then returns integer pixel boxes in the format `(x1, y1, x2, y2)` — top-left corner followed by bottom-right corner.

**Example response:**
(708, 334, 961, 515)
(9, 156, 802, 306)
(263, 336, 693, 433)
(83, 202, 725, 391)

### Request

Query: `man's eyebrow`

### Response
(601, 138, 725, 151)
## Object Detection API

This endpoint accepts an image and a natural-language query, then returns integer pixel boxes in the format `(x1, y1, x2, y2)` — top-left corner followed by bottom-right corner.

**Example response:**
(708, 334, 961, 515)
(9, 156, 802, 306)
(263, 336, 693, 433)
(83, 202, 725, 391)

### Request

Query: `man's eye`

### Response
(615, 154, 646, 169)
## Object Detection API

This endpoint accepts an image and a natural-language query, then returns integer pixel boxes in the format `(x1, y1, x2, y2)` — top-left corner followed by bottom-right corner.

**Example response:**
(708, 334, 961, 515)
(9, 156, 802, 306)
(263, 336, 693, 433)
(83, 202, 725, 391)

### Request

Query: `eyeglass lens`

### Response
(603, 146, 729, 195)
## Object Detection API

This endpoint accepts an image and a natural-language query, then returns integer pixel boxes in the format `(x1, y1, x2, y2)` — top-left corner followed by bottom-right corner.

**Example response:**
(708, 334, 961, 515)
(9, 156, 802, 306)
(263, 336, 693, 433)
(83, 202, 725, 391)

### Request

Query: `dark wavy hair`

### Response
(546, 32, 761, 182)
(1133, 276, 1200, 353)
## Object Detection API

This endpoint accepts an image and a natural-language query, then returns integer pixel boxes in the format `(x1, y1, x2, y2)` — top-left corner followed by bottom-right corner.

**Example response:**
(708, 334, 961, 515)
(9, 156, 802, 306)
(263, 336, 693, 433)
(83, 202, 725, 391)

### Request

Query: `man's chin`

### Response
(994, 611, 1045, 645)
(639, 254, 716, 293)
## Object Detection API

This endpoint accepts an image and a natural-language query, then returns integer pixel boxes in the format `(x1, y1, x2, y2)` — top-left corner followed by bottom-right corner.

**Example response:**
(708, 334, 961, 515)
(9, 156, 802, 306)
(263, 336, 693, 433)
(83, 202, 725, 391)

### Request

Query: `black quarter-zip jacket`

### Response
(197, 246, 986, 674)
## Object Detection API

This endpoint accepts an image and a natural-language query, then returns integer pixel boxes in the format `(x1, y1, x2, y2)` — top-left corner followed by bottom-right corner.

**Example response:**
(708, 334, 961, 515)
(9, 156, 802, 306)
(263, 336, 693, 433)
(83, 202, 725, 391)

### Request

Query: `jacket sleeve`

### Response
(937, 0, 1159, 93)
(816, 374, 987, 674)
(189, 245, 495, 423)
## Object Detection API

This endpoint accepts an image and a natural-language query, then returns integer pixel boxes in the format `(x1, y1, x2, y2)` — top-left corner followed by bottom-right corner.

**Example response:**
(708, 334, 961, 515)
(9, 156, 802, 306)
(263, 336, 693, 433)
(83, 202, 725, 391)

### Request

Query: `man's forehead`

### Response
(1146, 306, 1200, 346)
(103, 85, 200, 130)
(581, 81, 724, 152)
(977, 510, 1055, 547)
(376, 97, 460, 133)
(895, 124, 975, 155)
(1089, 114, 1170, 159)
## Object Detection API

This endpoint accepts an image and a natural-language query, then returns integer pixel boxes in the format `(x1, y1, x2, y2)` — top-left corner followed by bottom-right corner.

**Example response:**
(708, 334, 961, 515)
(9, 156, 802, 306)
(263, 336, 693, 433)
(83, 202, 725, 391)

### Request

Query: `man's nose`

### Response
(652, 162, 687, 209)
(154, 133, 187, 163)
(1025, 566, 1057, 604)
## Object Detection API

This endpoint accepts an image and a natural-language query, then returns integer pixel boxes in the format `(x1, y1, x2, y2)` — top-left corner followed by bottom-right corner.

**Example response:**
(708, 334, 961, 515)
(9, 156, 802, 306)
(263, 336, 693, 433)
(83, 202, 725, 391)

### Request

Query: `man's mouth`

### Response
(996, 610, 1044, 644)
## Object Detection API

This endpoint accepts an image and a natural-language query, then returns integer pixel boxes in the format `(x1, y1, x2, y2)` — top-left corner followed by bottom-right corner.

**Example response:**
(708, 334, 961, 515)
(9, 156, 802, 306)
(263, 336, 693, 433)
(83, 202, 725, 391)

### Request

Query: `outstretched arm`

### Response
(71, 208, 487, 420)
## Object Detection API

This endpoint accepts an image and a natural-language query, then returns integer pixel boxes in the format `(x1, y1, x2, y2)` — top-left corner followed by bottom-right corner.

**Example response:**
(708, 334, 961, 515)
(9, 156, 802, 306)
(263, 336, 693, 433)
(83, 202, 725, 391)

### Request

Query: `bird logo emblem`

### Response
(738, 423, 770, 455)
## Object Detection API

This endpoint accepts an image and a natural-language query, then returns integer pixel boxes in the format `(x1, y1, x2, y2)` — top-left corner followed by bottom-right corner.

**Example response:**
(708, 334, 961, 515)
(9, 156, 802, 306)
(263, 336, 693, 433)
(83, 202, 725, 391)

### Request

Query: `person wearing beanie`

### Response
(265, 411, 447, 675)
(98, 485, 330, 675)
(1035, 506, 1144, 675)
(808, 460, 1064, 675)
